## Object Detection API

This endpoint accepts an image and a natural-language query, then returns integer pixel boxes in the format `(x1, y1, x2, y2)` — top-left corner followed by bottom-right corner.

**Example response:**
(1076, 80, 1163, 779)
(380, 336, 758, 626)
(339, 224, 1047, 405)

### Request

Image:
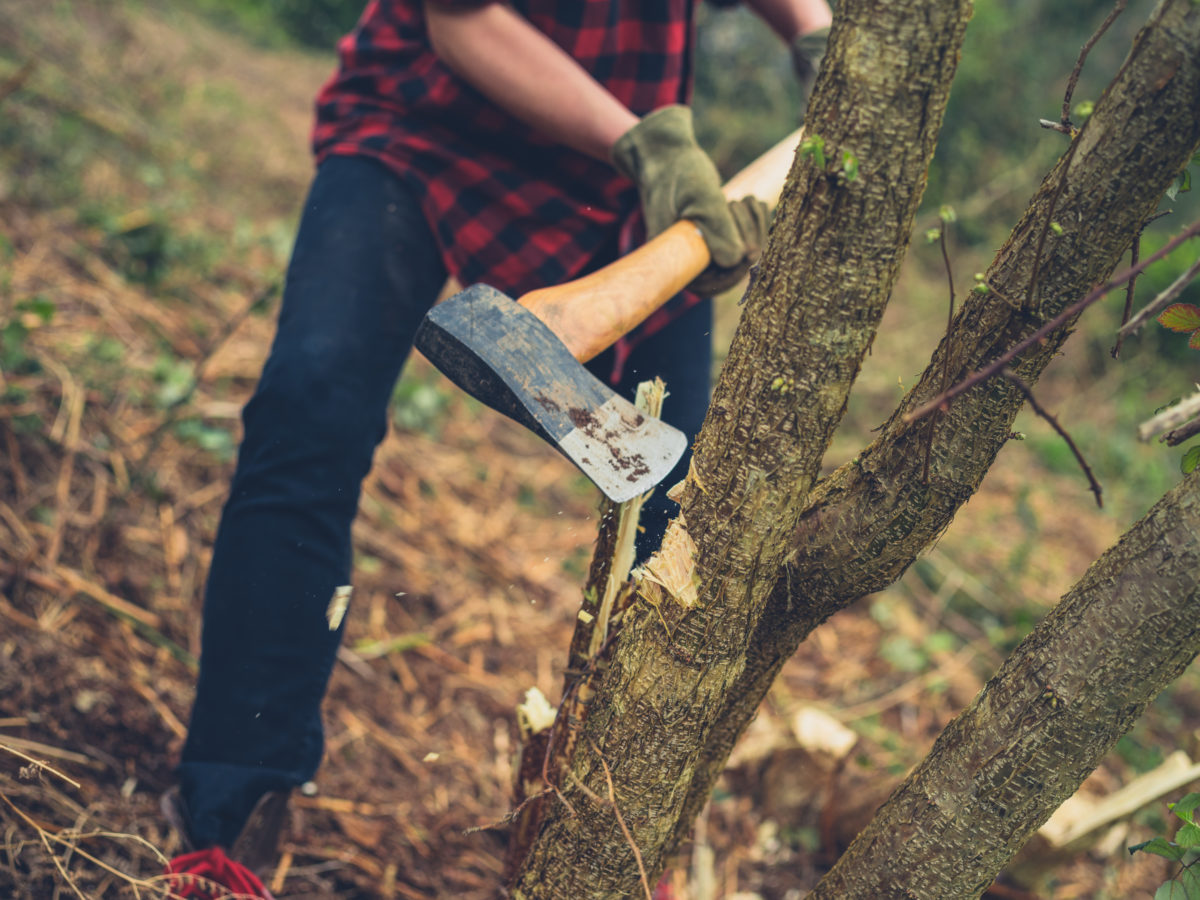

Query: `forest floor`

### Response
(1, 2, 1197, 898)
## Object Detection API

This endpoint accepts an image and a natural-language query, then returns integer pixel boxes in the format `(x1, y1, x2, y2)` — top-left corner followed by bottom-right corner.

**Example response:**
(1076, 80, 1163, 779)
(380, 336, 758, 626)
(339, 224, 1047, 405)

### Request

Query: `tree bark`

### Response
(512, 0, 1200, 895)
(809, 469, 1200, 899)
(512, 0, 973, 894)
(672, 0, 1200, 847)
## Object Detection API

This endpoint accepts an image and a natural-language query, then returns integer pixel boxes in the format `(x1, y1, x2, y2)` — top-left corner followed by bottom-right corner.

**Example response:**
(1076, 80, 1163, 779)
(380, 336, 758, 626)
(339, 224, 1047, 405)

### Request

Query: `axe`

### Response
(414, 128, 801, 503)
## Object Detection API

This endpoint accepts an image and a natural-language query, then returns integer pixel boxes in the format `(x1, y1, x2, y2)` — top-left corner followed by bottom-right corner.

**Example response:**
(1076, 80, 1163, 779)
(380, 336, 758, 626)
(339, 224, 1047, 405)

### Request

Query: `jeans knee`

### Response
(243, 334, 394, 465)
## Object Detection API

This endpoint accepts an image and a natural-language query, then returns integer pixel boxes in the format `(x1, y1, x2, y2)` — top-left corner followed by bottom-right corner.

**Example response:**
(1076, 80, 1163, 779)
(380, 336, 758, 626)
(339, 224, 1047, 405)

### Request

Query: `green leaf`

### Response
(1171, 794, 1200, 824)
(1131, 837, 1187, 861)
(1155, 879, 1199, 900)
(1167, 169, 1192, 202)
(1073, 100, 1094, 120)
(1176, 823, 1200, 849)
(16, 295, 55, 324)
(939, 205, 957, 224)
(799, 134, 826, 169)
(1183, 445, 1200, 476)
(925, 228, 942, 244)
(841, 149, 859, 181)
(1050, 221, 1064, 236)
(1181, 864, 1200, 899)
(1158, 304, 1200, 333)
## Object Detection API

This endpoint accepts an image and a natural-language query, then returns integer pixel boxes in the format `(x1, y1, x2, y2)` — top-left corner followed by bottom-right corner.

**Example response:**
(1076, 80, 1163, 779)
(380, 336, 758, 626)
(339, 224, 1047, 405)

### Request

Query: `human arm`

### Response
(423, 1, 637, 162)
(423, 0, 768, 293)
(743, 0, 832, 41)
(743, 0, 832, 100)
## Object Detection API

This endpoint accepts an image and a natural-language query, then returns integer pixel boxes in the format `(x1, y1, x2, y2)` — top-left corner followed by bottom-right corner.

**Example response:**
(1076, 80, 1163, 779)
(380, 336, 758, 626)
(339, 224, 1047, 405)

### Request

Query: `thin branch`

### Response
(905, 220, 1200, 424)
(1112, 232, 1141, 358)
(1062, 0, 1128, 128)
(0, 741, 81, 790)
(1138, 390, 1200, 442)
(1001, 370, 1103, 508)
(1165, 416, 1200, 447)
(1113, 210, 1172, 359)
(1025, 139, 1079, 309)
(586, 736, 652, 900)
(1117, 254, 1200, 337)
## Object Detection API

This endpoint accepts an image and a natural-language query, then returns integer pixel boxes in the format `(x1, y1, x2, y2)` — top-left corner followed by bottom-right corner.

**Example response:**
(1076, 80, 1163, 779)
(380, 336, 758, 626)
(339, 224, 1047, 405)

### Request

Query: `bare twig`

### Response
(1112, 231, 1141, 358)
(1039, 119, 1075, 136)
(0, 741, 81, 790)
(1138, 391, 1200, 442)
(585, 736, 653, 900)
(1165, 417, 1200, 447)
(1117, 254, 1200, 337)
(905, 220, 1200, 424)
(1000, 370, 1103, 507)
(1112, 211, 1172, 358)
(1025, 139, 1080, 310)
(1061, 0, 1127, 128)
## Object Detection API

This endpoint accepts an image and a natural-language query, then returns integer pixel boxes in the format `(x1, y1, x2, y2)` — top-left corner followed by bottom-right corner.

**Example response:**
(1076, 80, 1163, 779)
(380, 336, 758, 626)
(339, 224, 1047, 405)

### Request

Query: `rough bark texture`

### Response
(672, 0, 1200, 845)
(511, 0, 973, 895)
(810, 469, 1200, 898)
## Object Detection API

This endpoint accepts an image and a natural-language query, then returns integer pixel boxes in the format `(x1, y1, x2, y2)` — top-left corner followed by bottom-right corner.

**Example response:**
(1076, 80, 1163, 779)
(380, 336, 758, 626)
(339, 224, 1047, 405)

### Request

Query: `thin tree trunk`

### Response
(810, 469, 1200, 898)
(512, 0, 972, 894)
(673, 0, 1200, 848)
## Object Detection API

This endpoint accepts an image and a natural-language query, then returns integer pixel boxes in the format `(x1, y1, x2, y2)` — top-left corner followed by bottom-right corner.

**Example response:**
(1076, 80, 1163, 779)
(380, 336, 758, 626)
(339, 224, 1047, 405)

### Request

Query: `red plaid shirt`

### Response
(312, 0, 732, 372)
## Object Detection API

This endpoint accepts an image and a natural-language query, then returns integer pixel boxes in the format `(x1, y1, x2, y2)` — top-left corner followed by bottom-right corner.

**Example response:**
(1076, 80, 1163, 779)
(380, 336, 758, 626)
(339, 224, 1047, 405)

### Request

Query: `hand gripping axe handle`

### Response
(414, 127, 802, 503)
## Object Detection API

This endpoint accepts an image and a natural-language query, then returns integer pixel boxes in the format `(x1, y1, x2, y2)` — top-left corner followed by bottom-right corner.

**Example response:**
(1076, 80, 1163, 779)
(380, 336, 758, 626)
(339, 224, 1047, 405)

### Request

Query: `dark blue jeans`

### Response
(177, 156, 713, 848)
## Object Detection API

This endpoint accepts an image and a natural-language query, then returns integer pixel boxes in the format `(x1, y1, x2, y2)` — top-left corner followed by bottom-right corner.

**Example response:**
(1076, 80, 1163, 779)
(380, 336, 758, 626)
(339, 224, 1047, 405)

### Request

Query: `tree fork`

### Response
(672, 0, 1200, 849)
(511, 0, 973, 894)
(810, 469, 1200, 898)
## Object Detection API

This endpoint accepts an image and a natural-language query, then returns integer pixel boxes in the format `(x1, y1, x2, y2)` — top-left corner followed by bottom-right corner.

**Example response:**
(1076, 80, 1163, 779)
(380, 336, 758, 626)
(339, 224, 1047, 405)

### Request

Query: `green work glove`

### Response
(791, 27, 829, 109)
(612, 105, 769, 296)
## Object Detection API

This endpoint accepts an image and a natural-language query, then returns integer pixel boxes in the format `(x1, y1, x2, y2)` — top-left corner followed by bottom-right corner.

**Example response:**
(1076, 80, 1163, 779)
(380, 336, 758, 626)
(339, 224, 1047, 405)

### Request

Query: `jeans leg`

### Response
(587, 298, 714, 562)
(177, 156, 446, 849)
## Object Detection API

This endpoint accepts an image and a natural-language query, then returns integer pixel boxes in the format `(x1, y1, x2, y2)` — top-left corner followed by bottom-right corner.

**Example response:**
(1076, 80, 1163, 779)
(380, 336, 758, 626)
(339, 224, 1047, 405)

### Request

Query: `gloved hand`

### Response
(791, 27, 829, 108)
(612, 105, 769, 295)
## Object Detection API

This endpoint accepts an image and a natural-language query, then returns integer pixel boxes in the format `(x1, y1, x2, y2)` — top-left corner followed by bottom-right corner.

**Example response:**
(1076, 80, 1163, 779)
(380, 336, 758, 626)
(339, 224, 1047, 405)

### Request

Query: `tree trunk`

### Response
(512, 0, 973, 894)
(810, 469, 1200, 898)
(512, 0, 1200, 895)
(672, 0, 1200, 849)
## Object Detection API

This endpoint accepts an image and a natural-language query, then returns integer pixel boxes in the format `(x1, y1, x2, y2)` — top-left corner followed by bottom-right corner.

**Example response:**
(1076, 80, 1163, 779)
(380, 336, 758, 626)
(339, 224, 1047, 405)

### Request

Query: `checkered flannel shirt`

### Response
(312, 0, 736, 374)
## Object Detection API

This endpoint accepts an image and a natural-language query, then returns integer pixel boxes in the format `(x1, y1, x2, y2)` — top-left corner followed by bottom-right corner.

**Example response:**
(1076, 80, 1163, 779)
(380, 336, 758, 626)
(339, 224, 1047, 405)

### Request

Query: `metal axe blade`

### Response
(414, 284, 687, 503)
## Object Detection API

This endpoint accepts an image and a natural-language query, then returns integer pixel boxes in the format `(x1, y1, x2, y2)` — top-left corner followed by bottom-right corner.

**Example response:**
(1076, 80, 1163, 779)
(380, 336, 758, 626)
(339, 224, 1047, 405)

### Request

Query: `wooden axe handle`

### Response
(517, 126, 803, 363)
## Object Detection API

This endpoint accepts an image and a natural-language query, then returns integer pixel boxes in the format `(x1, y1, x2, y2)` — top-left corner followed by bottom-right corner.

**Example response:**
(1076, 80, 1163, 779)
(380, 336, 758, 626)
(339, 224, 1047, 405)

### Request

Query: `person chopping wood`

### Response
(160, 0, 830, 896)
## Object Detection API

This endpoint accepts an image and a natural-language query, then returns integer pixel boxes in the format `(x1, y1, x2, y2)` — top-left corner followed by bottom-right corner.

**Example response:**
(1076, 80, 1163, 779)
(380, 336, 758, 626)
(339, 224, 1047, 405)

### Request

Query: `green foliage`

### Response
(392, 368, 455, 436)
(152, 354, 197, 408)
(841, 149, 859, 182)
(1, 295, 56, 376)
(1130, 794, 1200, 899)
(174, 418, 236, 460)
(1157, 304, 1200, 350)
(799, 134, 827, 169)
(188, 0, 360, 48)
(1182, 444, 1200, 475)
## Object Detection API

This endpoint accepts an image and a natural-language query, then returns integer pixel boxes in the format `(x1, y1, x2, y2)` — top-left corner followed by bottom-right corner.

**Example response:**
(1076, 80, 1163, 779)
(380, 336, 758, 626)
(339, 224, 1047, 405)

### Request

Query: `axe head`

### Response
(414, 285, 687, 503)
